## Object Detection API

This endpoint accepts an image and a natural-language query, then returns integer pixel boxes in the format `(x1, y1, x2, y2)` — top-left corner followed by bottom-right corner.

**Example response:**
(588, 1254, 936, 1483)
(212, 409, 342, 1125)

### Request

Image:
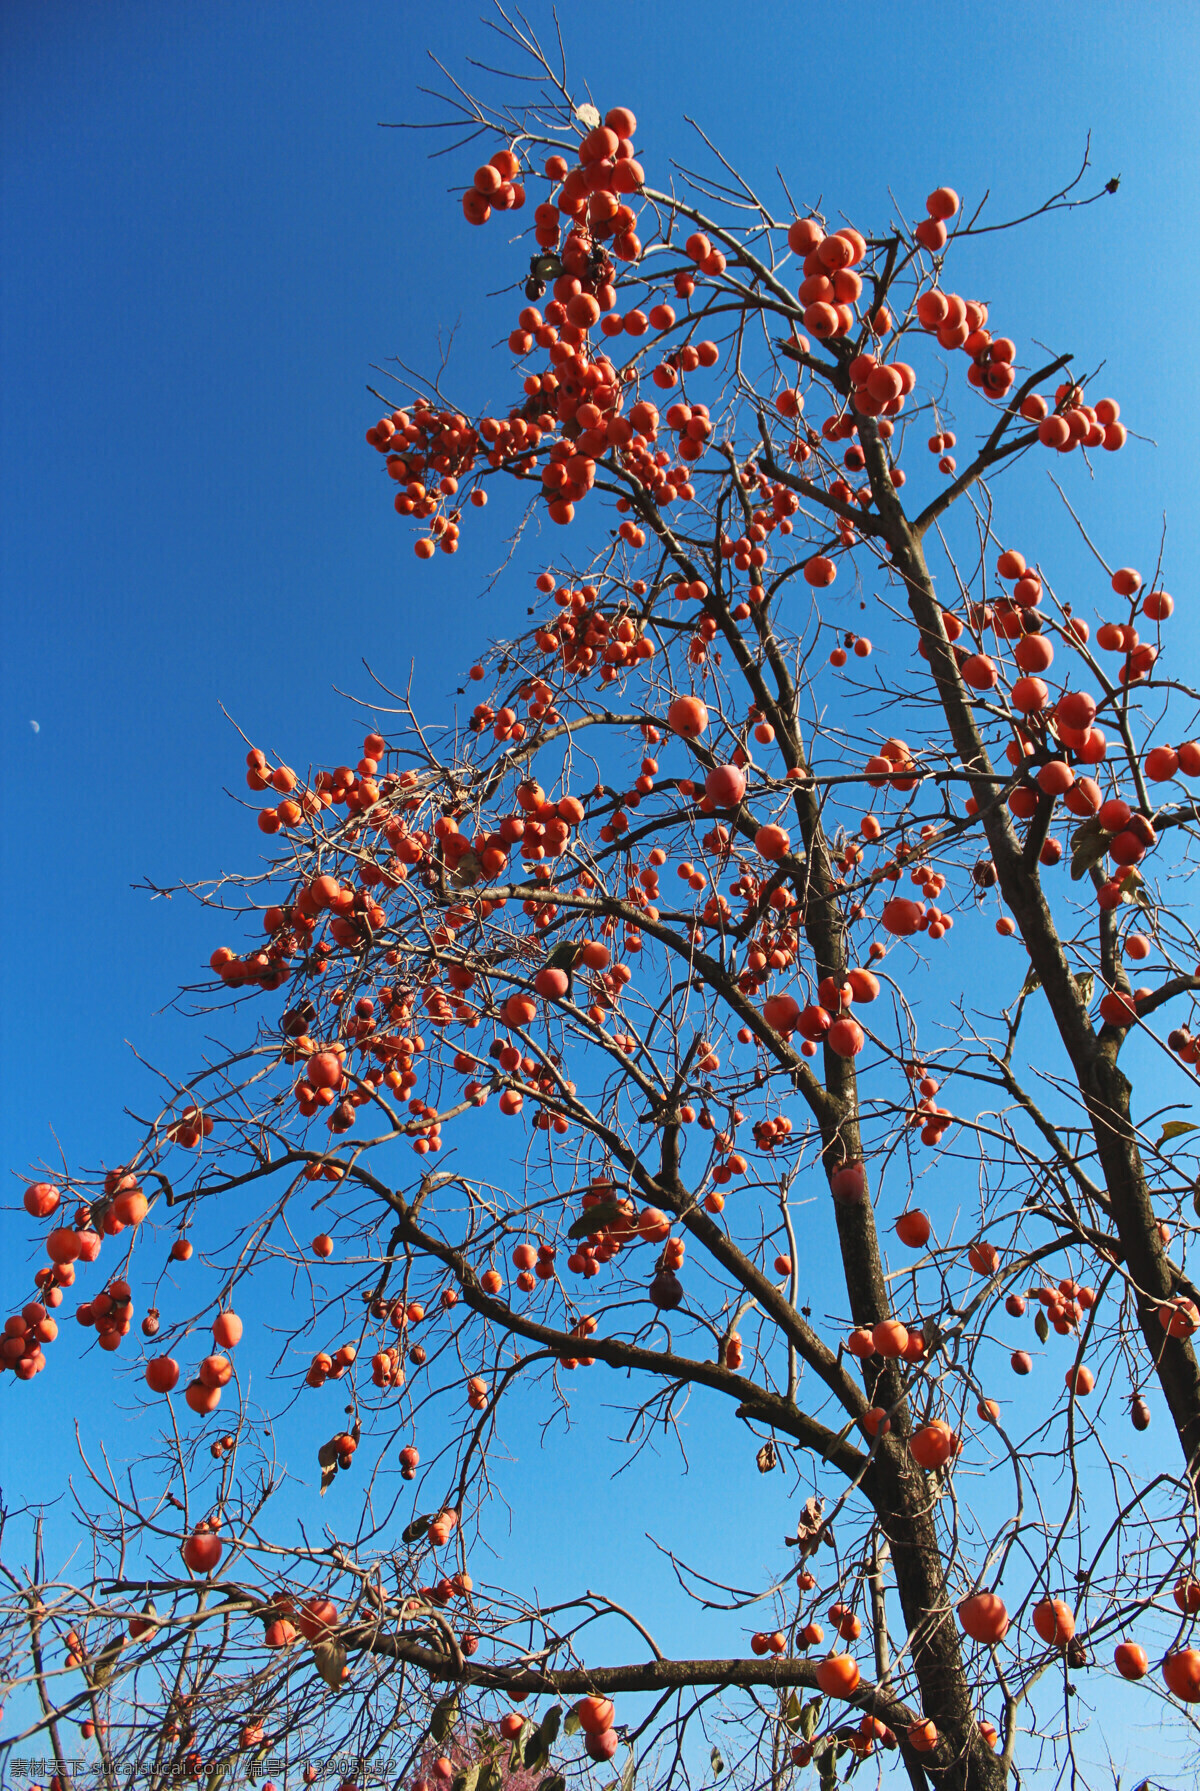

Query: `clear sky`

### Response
(3, 2, 1200, 1784)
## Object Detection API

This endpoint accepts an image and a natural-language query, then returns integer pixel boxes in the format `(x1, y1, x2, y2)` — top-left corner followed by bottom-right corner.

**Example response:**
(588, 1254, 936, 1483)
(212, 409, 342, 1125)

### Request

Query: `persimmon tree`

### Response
(7, 17, 1200, 1791)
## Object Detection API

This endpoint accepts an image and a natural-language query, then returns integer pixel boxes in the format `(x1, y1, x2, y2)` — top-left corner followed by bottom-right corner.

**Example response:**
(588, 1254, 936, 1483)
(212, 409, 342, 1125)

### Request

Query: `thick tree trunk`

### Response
(873, 1450, 1007, 1789)
(771, 642, 1007, 1784)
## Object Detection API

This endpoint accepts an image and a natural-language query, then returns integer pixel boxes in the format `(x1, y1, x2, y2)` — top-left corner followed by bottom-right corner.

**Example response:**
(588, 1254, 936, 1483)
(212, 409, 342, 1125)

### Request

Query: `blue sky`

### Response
(4, 1, 1200, 1782)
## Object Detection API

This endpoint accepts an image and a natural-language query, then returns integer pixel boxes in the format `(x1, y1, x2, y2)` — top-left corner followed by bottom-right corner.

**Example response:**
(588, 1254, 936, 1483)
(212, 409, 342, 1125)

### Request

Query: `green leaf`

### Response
(431, 1694, 459, 1743)
(800, 1697, 823, 1741)
(403, 1513, 431, 1543)
(1158, 1120, 1199, 1147)
(525, 1703, 562, 1770)
(318, 1437, 340, 1496)
(1021, 968, 1095, 1006)
(450, 848, 484, 888)
(312, 1636, 347, 1689)
(621, 1748, 637, 1791)
(204, 1770, 228, 1791)
(1070, 816, 1112, 881)
(568, 1198, 626, 1239)
(479, 1759, 503, 1791)
(453, 1767, 481, 1791)
(537, 1775, 567, 1791)
(88, 1632, 125, 1688)
(563, 1711, 581, 1737)
(710, 1746, 725, 1778)
(817, 1740, 838, 1791)
(1118, 866, 1147, 904)
(1035, 1309, 1049, 1344)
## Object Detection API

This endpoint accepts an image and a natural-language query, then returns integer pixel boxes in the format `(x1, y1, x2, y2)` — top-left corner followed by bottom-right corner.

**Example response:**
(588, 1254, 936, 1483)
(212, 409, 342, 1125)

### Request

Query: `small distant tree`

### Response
(6, 16, 1200, 1791)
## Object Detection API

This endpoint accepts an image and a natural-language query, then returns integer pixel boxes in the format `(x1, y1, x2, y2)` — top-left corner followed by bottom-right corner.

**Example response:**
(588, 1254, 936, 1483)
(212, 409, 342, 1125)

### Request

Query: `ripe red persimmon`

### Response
(1163, 1649, 1200, 1701)
(182, 1529, 223, 1573)
(1032, 1598, 1075, 1647)
(911, 1421, 956, 1470)
(1114, 1640, 1148, 1680)
(145, 1356, 180, 1394)
(814, 1655, 860, 1698)
(896, 1210, 931, 1249)
(576, 1696, 615, 1734)
(958, 1592, 1009, 1644)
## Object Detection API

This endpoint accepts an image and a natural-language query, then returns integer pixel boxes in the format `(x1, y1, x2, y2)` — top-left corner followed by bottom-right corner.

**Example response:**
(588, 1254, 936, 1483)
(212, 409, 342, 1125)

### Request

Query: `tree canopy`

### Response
(5, 17, 1200, 1791)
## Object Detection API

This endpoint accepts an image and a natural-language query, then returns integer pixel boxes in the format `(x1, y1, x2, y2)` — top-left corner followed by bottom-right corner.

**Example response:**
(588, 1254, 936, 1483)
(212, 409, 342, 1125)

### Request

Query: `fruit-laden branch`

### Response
(853, 408, 1200, 1479)
(349, 1162, 873, 1475)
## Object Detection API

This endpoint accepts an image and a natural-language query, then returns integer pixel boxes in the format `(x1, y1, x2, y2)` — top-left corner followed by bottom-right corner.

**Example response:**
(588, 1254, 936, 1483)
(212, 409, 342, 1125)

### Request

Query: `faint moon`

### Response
(29, 719, 40, 733)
